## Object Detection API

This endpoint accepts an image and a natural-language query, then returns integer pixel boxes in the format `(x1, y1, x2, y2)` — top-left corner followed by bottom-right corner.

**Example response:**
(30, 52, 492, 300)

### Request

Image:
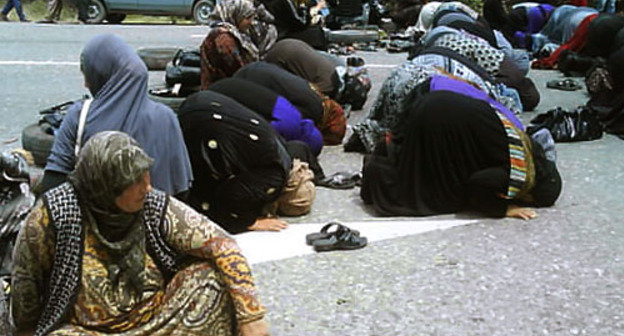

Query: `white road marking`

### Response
(0, 61, 79, 66)
(236, 219, 477, 265)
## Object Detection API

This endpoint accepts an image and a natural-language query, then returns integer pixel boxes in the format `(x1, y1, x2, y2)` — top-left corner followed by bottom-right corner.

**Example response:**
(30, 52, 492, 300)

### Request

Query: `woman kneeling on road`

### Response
(361, 80, 562, 219)
(12, 131, 269, 336)
(179, 90, 316, 233)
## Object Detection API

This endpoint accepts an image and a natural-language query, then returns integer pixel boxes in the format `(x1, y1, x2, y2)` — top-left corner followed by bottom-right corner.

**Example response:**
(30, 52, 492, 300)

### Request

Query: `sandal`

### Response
(316, 171, 362, 189)
(312, 225, 367, 252)
(546, 78, 581, 91)
(305, 222, 360, 245)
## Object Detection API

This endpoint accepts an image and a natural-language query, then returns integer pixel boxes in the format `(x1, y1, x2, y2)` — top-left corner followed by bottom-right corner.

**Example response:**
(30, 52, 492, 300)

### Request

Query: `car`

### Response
(86, 0, 217, 24)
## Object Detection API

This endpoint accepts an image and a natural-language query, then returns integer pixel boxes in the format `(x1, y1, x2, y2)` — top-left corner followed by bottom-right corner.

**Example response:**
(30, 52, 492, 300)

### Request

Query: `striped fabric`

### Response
(492, 107, 527, 199)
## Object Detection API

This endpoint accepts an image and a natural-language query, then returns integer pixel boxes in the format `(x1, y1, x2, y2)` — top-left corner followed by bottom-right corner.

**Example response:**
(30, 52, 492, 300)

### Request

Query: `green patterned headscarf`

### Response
(69, 131, 153, 213)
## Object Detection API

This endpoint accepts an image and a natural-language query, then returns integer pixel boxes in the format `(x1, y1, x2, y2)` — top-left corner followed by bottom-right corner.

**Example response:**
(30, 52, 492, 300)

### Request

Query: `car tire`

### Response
(86, 0, 107, 24)
(137, 47, 180, 71)
(193, 0, 215, 25)
(21, 123, 55, 167)
(327, 30, 379, 44)
(106, 13, 126, 24)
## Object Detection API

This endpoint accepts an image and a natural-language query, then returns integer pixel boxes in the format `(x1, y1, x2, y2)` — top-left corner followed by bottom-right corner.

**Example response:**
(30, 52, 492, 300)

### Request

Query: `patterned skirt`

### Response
(50, 263, 235, 336)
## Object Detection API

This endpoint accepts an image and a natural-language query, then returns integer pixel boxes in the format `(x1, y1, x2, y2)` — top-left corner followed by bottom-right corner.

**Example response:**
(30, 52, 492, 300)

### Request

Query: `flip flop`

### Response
(305, 222, 360, 245)
(546, 78, 581, 91)
(313, 226, 367, 252)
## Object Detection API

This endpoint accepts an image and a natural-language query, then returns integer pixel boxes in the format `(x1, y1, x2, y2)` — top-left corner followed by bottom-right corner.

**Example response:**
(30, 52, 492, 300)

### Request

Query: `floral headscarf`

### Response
(69, 131, 153, 213)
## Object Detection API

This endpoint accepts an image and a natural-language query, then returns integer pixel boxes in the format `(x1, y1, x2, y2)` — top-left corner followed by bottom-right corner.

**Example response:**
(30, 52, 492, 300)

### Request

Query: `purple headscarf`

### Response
(429, 75, 525, 130)
(46, 34, 193, 195)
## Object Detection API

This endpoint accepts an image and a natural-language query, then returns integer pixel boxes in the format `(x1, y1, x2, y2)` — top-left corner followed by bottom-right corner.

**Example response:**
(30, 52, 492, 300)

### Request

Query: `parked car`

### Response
(87, 0, 216, 24)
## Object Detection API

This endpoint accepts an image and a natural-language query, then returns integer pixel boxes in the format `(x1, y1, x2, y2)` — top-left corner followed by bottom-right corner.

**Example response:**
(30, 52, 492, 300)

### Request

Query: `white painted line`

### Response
(0, 61, 79, 66)
(191, 34, 206, 38)
(235, 219, 476, 265)
(366, 64, 397, 69)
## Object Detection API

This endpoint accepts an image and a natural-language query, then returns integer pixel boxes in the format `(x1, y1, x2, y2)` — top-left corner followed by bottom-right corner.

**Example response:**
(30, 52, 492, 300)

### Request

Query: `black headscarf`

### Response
(234, 62, 324, 124)
(207, 78, 278, 121)
(447, 20, 498, 47)
(582, 13, 624, 58)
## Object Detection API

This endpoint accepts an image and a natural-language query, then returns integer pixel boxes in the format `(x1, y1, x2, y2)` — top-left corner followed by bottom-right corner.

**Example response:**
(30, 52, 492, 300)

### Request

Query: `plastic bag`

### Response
(527, 106, 603, 142)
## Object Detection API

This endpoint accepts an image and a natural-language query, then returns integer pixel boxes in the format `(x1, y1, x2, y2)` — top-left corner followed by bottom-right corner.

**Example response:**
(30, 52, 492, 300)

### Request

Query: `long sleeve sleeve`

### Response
(11, 203, 56, 333)
(465, 167, 510, 218)
(163, 198, 267, 324)
(45, 102, 81, 174)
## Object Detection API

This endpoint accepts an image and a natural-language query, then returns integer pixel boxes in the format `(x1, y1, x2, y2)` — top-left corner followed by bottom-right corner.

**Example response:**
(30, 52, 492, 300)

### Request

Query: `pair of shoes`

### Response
(36, 18, 57, 23)
(0, 14, 9, 21)
(316, 171, 362, 189)
(546, 78, 582, 91)
(306, 222, 367, 252)
(20, 18, 30, 22)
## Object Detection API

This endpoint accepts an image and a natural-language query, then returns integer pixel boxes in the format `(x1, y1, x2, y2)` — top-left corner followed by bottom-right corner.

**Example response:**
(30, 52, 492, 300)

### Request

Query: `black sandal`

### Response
(546, 78, 581, 91)
(312, 225, 367, 252)
(316, 171, 362, 190)
(306, 222, 360, 245)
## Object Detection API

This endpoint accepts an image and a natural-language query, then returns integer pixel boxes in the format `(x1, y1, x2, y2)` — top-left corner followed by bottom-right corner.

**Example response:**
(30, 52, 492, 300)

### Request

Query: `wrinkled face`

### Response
(115, 171, 151, 213)
(238, 15, 254, 32)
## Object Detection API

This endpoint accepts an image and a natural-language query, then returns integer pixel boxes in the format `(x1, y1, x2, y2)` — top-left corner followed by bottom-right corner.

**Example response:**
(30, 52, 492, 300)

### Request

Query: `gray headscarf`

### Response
(69, 131, 153, 212)
(46, 34, 193, 196)
(208, 0, 263, 59)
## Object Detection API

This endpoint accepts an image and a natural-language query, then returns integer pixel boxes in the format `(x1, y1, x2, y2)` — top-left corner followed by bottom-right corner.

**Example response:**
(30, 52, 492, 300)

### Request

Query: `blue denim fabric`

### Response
(1, 0, 26, 20)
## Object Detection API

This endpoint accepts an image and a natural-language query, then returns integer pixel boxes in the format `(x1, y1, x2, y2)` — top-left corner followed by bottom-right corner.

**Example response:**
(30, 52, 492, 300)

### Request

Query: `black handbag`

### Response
(527, 106, 604, 142)
(165, 48, 201, 87)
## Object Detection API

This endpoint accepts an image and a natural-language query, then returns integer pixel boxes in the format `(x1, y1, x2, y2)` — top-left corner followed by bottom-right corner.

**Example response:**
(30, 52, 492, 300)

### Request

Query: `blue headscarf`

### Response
(46, 34, 193, 195)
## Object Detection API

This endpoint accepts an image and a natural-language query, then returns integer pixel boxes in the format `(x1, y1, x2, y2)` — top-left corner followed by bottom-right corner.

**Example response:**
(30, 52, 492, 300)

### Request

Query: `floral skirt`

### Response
(50, 263, 235, 336)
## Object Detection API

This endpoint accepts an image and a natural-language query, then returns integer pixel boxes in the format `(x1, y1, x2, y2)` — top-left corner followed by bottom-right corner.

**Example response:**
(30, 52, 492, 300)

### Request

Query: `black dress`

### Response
(361, 90, 517, 217)
(178, 90, 291, 233)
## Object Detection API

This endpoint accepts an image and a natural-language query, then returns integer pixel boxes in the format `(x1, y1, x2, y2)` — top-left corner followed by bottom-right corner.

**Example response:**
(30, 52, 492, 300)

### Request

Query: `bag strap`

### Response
(74, 98, 92, 159)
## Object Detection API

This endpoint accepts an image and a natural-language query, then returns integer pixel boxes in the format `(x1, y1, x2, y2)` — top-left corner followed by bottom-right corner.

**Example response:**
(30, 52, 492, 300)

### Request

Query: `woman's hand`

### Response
(248, 218, 288, 231)
(506, 204, 538, 220)
(239, 319, 270, 336)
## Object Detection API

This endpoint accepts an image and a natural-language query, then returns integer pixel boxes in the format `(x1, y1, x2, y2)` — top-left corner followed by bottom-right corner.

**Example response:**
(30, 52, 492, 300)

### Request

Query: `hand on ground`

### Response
(506, 204, 538, 220)
(249, 218, 288, 231)
(239, 319, 270, 336)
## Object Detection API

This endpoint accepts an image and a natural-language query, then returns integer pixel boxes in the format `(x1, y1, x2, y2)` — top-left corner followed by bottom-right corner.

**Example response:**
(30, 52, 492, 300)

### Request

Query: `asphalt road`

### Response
(1, 23, 623, 335)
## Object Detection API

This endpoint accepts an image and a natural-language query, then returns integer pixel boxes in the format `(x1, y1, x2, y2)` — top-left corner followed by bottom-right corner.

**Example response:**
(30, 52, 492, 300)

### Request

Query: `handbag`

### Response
(165, 48, 201, 88)
(527, 106, 603, 142)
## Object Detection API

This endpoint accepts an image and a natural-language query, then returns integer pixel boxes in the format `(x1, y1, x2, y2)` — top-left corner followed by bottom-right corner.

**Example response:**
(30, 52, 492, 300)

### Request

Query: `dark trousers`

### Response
(2, 0, 26, 20)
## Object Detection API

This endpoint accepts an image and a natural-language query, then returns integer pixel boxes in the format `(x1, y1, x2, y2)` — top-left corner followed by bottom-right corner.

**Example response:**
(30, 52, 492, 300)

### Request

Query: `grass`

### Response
(8, 0, 196, 24)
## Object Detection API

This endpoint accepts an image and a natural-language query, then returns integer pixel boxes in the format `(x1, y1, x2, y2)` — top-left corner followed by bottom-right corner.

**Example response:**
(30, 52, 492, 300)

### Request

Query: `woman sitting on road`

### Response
(12, 131, 269, 336)
(201, 0, 271, 88)
(179, 90, 316, 233)
(36, 34, 193, 199)
(361, 78, 562, 218)
(208, 77, 324, 155)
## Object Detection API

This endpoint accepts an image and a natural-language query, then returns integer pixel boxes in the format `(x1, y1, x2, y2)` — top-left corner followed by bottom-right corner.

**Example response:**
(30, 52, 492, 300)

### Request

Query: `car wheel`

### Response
(193, 0, 215, 25)
(106, 13, 126, 24)
(21, 123, 55, 167)
(87, 0, 107, 24)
